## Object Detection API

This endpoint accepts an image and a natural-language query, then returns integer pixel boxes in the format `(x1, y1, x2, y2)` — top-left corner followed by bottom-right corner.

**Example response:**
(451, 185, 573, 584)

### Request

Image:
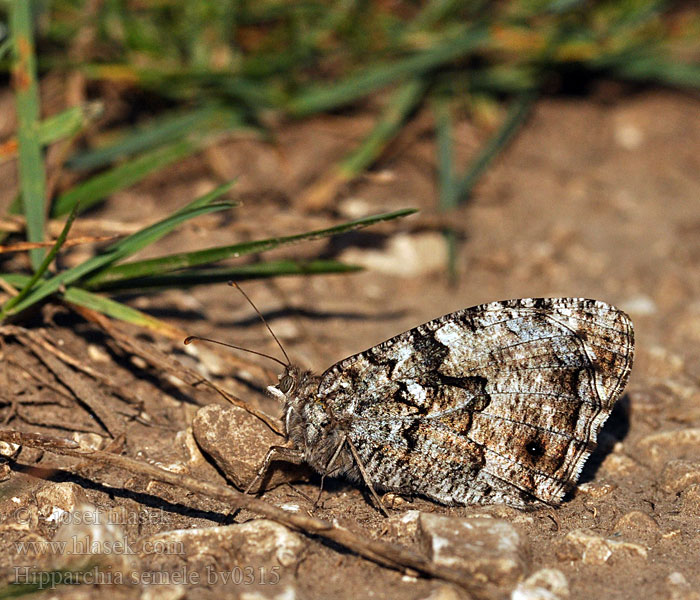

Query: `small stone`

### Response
(660, 460, 700, 494)
(599, 452, 638, 477)
(70, 432, 106, 451)
(575, 482, 615, 498)
(337, 197, 372, 219)
(511, 568, 569, 600)
(87, 343, 110, 363)
(613, 511, 660, 546)
(339, 232, 448, 277)
(140, 584, 186, 600)
(680, 483, 700, 515)
(35, 482, 90, 521)
(418, 513, 528, 587)
(0, 441, 20, 458)
(614, 122, 644, 150)
(239, 587, 298, 600)
(192, 404, 311, 492)
(638, 429, 700, 468)
(420, 583, 465, 600)
(385, 510, 421, 539)
(666, 572, 700, 600)
(556, 529, 647, 565)
(621, 295, 657, 316)
(142, 520, 305, 571)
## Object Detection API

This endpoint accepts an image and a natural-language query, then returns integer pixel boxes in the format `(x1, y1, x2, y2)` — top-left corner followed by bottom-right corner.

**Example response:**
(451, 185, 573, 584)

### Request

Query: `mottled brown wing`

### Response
(317, 298, 634, 506)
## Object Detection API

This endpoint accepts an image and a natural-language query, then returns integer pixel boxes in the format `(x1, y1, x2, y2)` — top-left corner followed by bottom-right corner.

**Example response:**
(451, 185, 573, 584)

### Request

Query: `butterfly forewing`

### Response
(316, 298, 634, 506)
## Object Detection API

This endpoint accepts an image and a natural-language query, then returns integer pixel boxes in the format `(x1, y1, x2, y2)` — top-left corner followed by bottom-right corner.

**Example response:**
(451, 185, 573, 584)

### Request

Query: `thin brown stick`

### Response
(0, 428, 496, 599)
(12, 330, 124, 438)
(0, 235, 119, 254)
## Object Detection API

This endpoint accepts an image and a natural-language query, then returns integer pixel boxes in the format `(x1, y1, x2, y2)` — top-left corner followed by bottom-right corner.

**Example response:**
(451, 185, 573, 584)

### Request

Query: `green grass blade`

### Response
(90, 260, 363, 291)
(83, 208, 417, 288)
(433, 96, 459, 283)
(0, 35, 11, 61)
(4, 195, 234, 316)
(166, 180, 237, 216)
(286, 24, 488, 116)
(0, 202, 80, 320)
(434, 97, 457, 210)
(38, 103, 102, 147)
(612, 56, 700, 89)
(67, 106, 248, 171)
(62, 287, 185, 336)
(11, 0, 47, 269)
(0, 273, 181, 335)
(454, 90, 537, 203)
(52, 140, 198, 217)
(339, 79, 428, 177)
(302, 80, 428, 210)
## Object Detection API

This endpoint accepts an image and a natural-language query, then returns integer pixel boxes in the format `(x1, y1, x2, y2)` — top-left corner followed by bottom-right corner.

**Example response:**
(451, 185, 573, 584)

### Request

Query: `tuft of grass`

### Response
(1, 177, 414, 332)
(0, 1, 417, 331)
(2, 0, 698, 284)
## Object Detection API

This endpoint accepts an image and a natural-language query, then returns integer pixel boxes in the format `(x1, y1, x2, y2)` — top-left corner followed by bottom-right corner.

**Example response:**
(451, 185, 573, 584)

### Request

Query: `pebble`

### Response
(660, 460, 700, 494)
(556, 529, 647, 565)
(141, 519, 305, 598)
(339, 232, 448, 276)
(417, 513, 528, 587)
(612, 511, 660, 546)
(35, 482, 90, 521)
(680, 483, 700, 515)
(666, 572, 700, 600)
(511, 568, 569, 600)
(637, 429, 700, 468)
(192, 404, 311, 492)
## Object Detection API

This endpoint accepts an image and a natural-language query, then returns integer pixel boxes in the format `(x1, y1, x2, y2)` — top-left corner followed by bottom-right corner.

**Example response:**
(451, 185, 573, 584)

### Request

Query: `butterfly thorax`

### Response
(269, 365, 357, 478)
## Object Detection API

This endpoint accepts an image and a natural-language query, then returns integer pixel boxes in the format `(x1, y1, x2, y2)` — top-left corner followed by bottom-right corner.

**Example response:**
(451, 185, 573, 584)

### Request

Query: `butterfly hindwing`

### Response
(315, 298, 634, 506)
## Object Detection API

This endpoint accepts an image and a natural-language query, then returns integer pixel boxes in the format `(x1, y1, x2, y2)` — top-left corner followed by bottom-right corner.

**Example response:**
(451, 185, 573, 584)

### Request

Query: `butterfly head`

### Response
(267, 365, 302, 402)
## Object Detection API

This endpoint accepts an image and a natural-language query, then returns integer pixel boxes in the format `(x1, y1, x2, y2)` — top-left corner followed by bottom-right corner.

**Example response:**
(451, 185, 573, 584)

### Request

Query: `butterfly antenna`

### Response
(228, 281, 292, 366)
(184, 336, 288, 368)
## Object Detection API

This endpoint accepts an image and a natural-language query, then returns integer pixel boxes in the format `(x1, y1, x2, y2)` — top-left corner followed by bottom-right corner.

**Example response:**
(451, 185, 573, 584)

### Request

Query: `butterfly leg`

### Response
(313, 435, 349, 510)
(244, 445, 305, 495)
(345, 437, 389, 517)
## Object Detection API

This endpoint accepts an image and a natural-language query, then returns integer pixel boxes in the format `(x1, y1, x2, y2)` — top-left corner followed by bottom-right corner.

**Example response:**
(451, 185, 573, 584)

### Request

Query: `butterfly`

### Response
(195, 296, 634, 512)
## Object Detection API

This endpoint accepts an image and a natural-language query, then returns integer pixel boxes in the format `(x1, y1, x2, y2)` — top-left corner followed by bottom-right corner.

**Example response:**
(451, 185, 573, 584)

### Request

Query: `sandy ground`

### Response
(1, 87, 699, 600)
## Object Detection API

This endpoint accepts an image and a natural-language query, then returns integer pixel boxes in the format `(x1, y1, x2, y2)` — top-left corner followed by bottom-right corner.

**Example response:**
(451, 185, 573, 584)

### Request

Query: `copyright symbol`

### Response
(14, 506, 30, 524)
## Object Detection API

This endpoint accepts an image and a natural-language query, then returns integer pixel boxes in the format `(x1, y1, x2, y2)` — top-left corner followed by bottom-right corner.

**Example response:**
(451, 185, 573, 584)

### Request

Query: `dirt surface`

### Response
(1, 88, 700, 600)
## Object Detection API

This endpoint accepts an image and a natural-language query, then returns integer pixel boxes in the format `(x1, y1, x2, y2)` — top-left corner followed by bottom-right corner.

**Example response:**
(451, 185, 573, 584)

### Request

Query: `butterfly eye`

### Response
(279, 375, 295, 393)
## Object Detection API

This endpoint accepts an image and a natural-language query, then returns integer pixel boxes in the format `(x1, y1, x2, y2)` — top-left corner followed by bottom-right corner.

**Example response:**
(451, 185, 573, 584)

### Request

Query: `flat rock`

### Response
(555, 529, 647, 565)
(35, 482, 90, 523)
(192, 404, 311, 492)
(339, 232, 448, 276)
(141, 520, 305, 596)
(418, 513, 528, 587)
(660, 460, 700, 494)
(143, 519, 305, 567)
(637, 428, 700, 468)
(52, 503, 131, 572)
(666, 572, 700, 600)
(612, 511, 660, 546)
(511, 568, 569, 600)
